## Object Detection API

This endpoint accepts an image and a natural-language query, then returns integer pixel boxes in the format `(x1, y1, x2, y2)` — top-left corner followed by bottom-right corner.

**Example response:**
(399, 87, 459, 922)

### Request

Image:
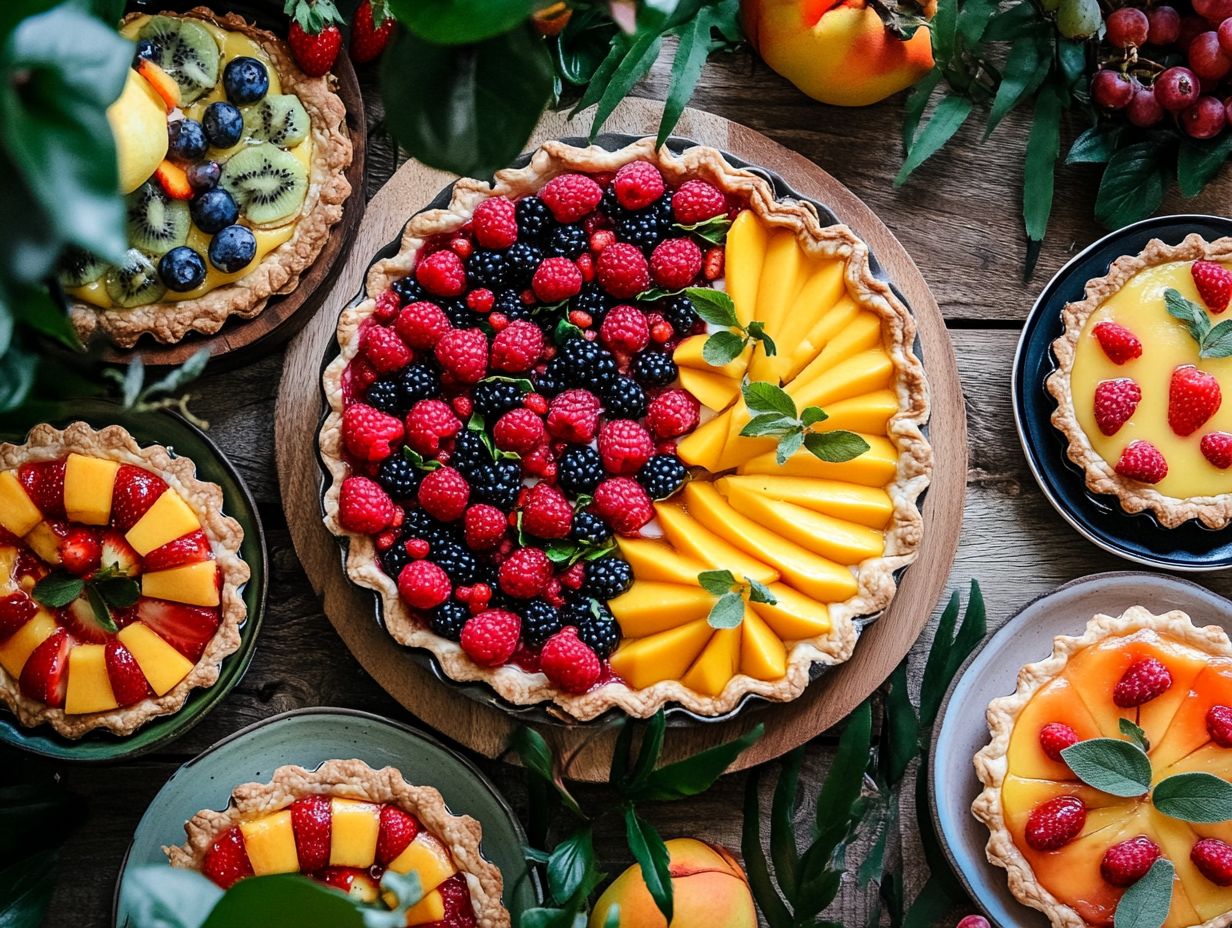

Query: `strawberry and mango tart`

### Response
(166, 759, 509, 928)
(320, 138, 931, 720)
(0, 422, 248, 738)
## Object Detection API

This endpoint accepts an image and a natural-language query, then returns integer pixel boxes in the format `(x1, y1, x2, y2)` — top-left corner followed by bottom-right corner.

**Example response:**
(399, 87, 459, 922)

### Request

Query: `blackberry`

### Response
(430, 600, 469, 640)
(391, 276, 425, 303)
(617, 195, 672, 250)
(467, 249, 508, 289)
(572, 284, 610, 324)
(380, 540, 411, 579)
(516, 195, 553, 241)
(559, 337, 617, 390)
(600, 186, 628, 224)
(547, 223, 587, 258)
(440, 297, 472, 329)
(662, 295, 700, 337)
(377, 455, 421, 500)
(638, 454, 688, 500)
(534, 357, 568, 397)
(399, 362, 441, 407)
(493, 288, 533, 322)
(471, 460, 521, 509)
(505, 242, 543, 287)
(631, 350, 677, 388)
(366, 377, 403, 415)
(602, 376, 647, 419)
(433, 540, 479, 584)
(577, 613, 620, 659)
(560, 597, 597, 628)
(404, 509, 459, 549)
(522, 598, 562, 648)
(450, 430, 490, 478)
(570, 510, 611, 546)
(472, 378, 525, 421)
(581, 556, 633, 601)
(558, 445, 604, 497)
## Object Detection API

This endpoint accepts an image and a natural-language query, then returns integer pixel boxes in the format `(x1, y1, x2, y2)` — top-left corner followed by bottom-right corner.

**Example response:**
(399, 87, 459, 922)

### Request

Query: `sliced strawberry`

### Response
(105, 640, 154, 706)
(290, 796, 332, 872)
(154, 159, 192, 200)
(317, 867, 378, 902)
(17, 461, 65, 516)
(19, 628, 71, 707)
(60, 596, 110, 645)
(142, 530, 212, 572)
(203, 826, 253, 889)
(100, 530, 141, 575)
(59, 527, 102, 576)
(111, 465, 168, 532)
(135, 598, 220, 661)
(376, 805, 420, 866)
(0, 591, 37, 640)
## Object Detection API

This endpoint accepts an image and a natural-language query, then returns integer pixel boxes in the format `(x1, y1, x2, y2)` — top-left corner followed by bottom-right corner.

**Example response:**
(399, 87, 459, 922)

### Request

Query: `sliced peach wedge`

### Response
(1005, 675, 1104, 781)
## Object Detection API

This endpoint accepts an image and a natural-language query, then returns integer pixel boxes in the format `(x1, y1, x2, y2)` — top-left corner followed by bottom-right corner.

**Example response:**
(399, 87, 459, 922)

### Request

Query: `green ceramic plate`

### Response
(0, 398, 267, 761)
(111, 708, 541, 926)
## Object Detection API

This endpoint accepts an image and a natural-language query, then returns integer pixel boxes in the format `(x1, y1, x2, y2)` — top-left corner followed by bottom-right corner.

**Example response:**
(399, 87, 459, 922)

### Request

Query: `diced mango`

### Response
(405, 890, 446, 926)
(64, 454, 120, 525)
(738, 435, 898, 487)
(680, 625, 741, 697)
(0, 609, 57, 677)
(725, 210, 769, 325)
(720, 486, 885, 565)
(65, 644, 118, 714)
(747, 230, 806, 383)
(240, 811, 300, 875)
(677, 366, 741, 412)
(0, 544, 17, 591)
(716, 475, 893, 529)
(24, 522, 62, 566)
(0, 471, 41, 537)
(125, 489, 199, 555)
(676, 410, 731, 470)
(141, 560, 219, 607)
(654, 503, 778, 583)
(786, 349, 893, 410)
(116, 622, 193, 695)
(388, 831, 456, 893)
(608, 582, 715, 637)
(617, 537, 709, 585)
(330, 799, 381, 868)
(750, 584, 831, 641)
(740, 607, 787, 680)
(609, 619, 715, 690)
(673, 335, 750, 379)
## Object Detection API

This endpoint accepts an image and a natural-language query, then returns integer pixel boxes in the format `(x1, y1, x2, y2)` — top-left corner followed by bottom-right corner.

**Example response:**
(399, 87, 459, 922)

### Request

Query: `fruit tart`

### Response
(974, 607, 1232, 928)
(0, 422, 248, 737)
(320, 137, 931, 720)
(1047, 234, 1232, 529)
(61, 7, 352, 348)
(166, 759, 509, 928)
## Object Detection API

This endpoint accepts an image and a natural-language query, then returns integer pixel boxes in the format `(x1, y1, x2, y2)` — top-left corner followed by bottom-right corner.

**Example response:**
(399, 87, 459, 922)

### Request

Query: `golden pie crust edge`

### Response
(164, 758, 510, 928)
(1045, 233, 1232, 530)
(318, 137, 933, 721)
(69, 8, 354, 349)
(971, 606, 1232, 928)
(0, 421, 249, 738)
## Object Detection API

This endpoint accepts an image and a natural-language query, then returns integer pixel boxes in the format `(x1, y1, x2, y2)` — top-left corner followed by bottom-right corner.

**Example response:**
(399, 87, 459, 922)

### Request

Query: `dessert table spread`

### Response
(16, 45, 1232, 928)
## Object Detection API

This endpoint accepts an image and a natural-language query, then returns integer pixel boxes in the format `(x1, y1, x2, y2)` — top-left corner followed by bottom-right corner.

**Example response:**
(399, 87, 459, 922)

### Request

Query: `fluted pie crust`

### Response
(0, 422, 248, 738)
(70, 8, 353, 348)
(319, 137, 932, 720)
(166, 759, 510, 928)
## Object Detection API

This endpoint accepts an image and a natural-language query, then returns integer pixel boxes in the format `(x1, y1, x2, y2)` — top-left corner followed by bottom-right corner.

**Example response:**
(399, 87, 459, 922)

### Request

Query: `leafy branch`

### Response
(697, 568, 775, 628)
(679, 288, 777, 366)
(102, 348, 211, 429)
(740, 381, 870, 466)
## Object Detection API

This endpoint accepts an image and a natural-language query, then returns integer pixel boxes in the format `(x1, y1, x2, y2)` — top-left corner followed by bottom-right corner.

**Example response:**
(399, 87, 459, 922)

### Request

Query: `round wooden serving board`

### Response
(274, 98, 967, 782)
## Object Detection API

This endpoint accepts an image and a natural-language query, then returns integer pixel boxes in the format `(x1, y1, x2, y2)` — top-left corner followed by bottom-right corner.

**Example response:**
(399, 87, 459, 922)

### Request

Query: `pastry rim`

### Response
(0, 421, 249, 739)
(1045, 233, 1232, 530)
(69, 7, 354, 349)
(972, 606, 1232, 928)
(165, 758, 510, 928)
(318, 137, 933, 721)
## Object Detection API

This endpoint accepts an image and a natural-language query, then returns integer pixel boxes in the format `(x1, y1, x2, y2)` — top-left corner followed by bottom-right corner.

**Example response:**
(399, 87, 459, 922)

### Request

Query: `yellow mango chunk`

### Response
(0, 610, 57, 678)
(116, 622, 193, 695)
(617, 537, 710, 585)
(677, 366, 741, 412)
(747, 230, 806, 383)
(739, 435, 898, 487)
(0, 544, 17, 591)
(608, 619, 715, 689)
(405, 890, 446, 926)
(773, 261, 847, 374)
(740, 607, 788, 680)
(654, 503, 778, 583)
(64, 454, 120, 525)
(141, 560, 219, 607)
(0, 471, 41, 537)
(24, 522, 62, 565)
(389, 831, 456, 893)
(814, 389, 899, 435)
(330, 799, 381, 868)
(680, 625, 741, 697)
(750, 584, 832, 640)
(675, 410, 731, 470)
(791, 311, 884, 389)
(673, 335, 750, 379)
(125, 489, 199, 555)
(725, 210, 769, 325)
(720, 486, 885, 565)
(240, 811, 300, 875)
(716, 475, 893, 529)
(65, 644, 118, 714)
(787, 349, 894, 410)
(778, 291, 859, 385)
(608, 582, 715, 637)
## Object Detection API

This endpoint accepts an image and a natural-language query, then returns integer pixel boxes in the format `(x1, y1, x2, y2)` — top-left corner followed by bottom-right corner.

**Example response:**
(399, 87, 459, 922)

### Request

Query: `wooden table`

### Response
(19, 48, 1232, 928)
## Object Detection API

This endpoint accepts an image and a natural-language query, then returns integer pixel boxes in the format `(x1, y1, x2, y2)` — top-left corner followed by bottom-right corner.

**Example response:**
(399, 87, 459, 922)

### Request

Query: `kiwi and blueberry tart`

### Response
(320, 138, 931, 721)
(61, 7, 352, 348)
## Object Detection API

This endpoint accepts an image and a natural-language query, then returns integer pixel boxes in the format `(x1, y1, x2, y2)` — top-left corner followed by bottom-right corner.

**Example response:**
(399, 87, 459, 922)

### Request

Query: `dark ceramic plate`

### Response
(1012, 214, 1232, 571)
(0, 399, 267, 761)
(318, 133, 924, 726)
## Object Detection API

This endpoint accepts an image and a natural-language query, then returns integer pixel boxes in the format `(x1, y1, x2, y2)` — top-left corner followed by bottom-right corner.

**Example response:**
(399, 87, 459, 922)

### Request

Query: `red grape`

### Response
(1091, 69, 1136, 109)
(1200, 0, 1232, 24)
(1128, 84, 1166, 126)
(1218, 16, 1232, 53)
(1189, 31, 1232, 79)
(1180, 13, 1210, 46)
(1155, 66, 1202, 110)
(1108, 7, 1150, 45)
(1148, 5, 1182, 44)
(1182, 95, 1227, 137)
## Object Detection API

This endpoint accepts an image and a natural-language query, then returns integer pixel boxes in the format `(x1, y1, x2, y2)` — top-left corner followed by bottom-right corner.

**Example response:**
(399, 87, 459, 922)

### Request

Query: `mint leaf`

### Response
(707, 591, 744, 629)
(697, 569, 736, 596)
(1059, 738, 1151, 797)
(745, 321, 777, 357)
(636, 286, 686, 302)
(742, 381, 796, 419)
(554, 318, 583, 345)
(674, 213, 730, 245)
(740, 414, 797, 438)
(32, 572, 83, 609)
(803, 430, 870, 463)
(685, 287, 739, 328)
(95, 576, 139, 608)
(746, 578, 776, 605)
(1201, 319, 1232, 359)
(1165, 288, 1213, 345)
(775, 428, 804, 466)
(800, 406, 828, 427)
(1153, 772, 1232, 822)
(702, 331, 746, 366)
(85, 585, 117, 634)
(1115, 857, 1174, 928)
(1119, 718, 1149, 752)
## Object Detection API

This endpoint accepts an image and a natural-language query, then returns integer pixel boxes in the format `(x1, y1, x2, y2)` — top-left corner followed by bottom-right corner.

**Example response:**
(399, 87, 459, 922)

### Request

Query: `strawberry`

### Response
(0, 591, 36, 639)
(1101, 836, 1161, 887)
(498, 546, 553, 599)
(520, 483, 573, 539)
(290, 796, 333, 872)
(19, 627, 70, 707)
(105, 640, 154, 706)
(112, 464, 169, 532)
(143, 530, 212, 572)
(539, 626, 601, 694)
(1202, 432, 1232, 469)
(349, 0, 394, 64)
(100, 530, 141, 574)
(1193, 838, 1232, 886)
(61, 596, 111, 645)
(319, 868, 378, 900)
(1092, 321, 1143, 364)
(1208, 704, 1232, 746)
(203, 827, 254, 890)
(1093, 378, 1141, 436)
(1038, 722, 1079, 761)
(59, 528, 101, 576)
(397, 560, 451, 610)
(1169, 365, 1222, 436)
(1024, 795, 1086, 851)
(1115, 440, 1168, 484)
(1113, 656, 1173, 707)
(376, 805, 420, 866)
(285, 0, 344, 76)
(1193, 259, 1232, 313)
(460, 609, 521, 666)
(136, 598, 221, 662)
(17, 461, 64, 516)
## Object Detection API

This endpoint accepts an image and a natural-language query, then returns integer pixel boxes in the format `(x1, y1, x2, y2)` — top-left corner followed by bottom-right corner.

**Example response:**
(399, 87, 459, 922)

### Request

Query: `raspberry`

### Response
(637, 453, 688, 499)
(1114, 657, 1173, 707)
(460, 609, 521, 666)
(450, 237, 472, 259)
(467, 288, 495, 313)
(1208, 704, 1232, 746)
(532, 256, 583, 303)
(360, 324, 413, 374)
(521, 482, 573, 539)
(1169, 365, 1221, 436)
(435, 328, 489, 384)
(342, 403, 403, 462)
(596, 242, 650, 299)
(404, 399, 461, 457)
(1038, 722, 1079, 761)
(498, 546, 553, 598)
(613, 161, 665, 211)
(702, 245, 724, 281)
(592, 477, 653, 536)
(539, 626, 601, 693)
(1093, 378, 1141, 436)
(416, 249, 467, 297)
(649, 237, 702, 290)
(397, 560, 451, 610)
(560, 561, 585, 590)
(1092, 320, 1143, 364)
(1193, 259, 1232, 312)
(598, 419, 654, 475)
(338, 476, 396, 533)
(581, 556, 633, 600)
(490, 320, 543, 372)
(1115, 439, 1168, 484)
(1202, 432, 1232, 468)
(462, 504, 507, 552)
(546, 389, 601, 443)
(589, 229, 616, 253)
(417, 466, 470, 522)
(599, 304, 649, 354)
(373, 288, 400, 323)
(646, 388, 700, 439)
(539, 173, 603, 223)
(354, 361, 379, 400)
(493, 408, 545, 453)
(671, 179, 726, 225)
(521, 444, 556, 478)
(472, 196, 518, 249)
(524, 393, 548, 415)
(1024, 795, 1086, 851)
(1101, 836, 1161, 887)
(1192, 838, 1232, 886)
(955, 918, 990, 928)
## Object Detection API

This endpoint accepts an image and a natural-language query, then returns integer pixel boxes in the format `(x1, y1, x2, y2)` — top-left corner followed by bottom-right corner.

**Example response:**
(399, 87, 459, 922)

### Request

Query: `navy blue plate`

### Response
(1013, 214, 1232, 572)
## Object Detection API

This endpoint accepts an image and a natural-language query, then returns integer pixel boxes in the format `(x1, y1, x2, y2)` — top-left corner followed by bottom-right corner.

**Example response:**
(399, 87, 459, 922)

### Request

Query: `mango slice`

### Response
(680, 626, 741, 697)
(739, 435, 898, 486)
(241, 811, 299, 875)
(116, 622, 193, 695)
(725, 210, 769, 325)
(654, 502, 778, 583)
(720, 485, 885, 565)
(608, 582, 715, 637)
(0, 471, 42, 538)
(65, 644, 118, 714)
(329, 799, 381, 868)
(747, 230, 806, 383)
(64, 454, 120, 526)
(673, 335, 750, 380)
(608, 619, 715, 690)
(617, 537, 709, 585)
(740, 607, 787, 680)
(677, 366, 741, 412)
(749, 583, 831, 641)
(715, 475, 893, 528)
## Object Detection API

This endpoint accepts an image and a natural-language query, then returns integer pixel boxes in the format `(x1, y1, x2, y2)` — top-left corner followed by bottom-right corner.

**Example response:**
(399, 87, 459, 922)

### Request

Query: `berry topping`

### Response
(203, 827, 253, 890)
(646, 388, 701, 439)
(1193, 259, 1232, 313)
(581, 556, 633, 601)
(416, 249, 467, 298)
(377, 455, 421, 500)
(596, 242, 650, 299)
(418, 466, 470, 522)
(1113, 656, 1173, 707)
(598, 419, 655, 475)
(1115, 440, 1168, 484)
(435, 329, 490, 384)
(375, 805, 420, 867)
(649, 237, 703, 290)
(1101, 836, 1161, 887)
(1202, 432, 1232, 469)
(1092, 320, 1144, 364)
(1193, 838, 1232, 886)
(404, 399, 462, 457)
(532, 256, 584, 303)
(613, 161, 665, 211)
(490, 320, 544, 372)
(430, 600, 469, 640)
(576, 609, 620, 659)
(498, 546, 553, 599)
(342, 403, 403, 463)
(599, 304, 650, 354)
(516, 195, 553, 240)
(1093, 378, 1142, 436)
(1169, 365, 1222, 436)
(539, 626, 601, 693)
(460, 608, 521, 666)
(472, 196, 519, 250)
(289, 796, 332, 873)
(395, 301, 450, 349)
(338, 476, 396, 533)
(522, 599, 563, 647)
(632, 350, 678, 387)
(671, 179, 726, 225)
(547, 389, 602, 443)
(1024, 795, 1086, 851)
(1208, 704, 1232, 746)
(360, 325, 412, 374)
(539, 173, 604, 223)
(1038, 722, 1080, 761)
(558, 445, 605, 497)
(521, 482, 574, 539)
(493, 407, 546, 453)
(593, 477, 654, 536)
(462, 503, 507, 552)
(397, 560, 452, 610)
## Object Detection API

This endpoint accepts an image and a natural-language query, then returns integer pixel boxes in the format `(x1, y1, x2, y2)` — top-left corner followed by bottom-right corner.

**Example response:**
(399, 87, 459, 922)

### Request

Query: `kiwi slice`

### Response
(104, 249, 166, 308)
(126, 181, 190, 257)
(138, 16, 220, 104)
(241, 94, 309, 148)
(56, 247, 106, 288)
(219, 142, 308, 225)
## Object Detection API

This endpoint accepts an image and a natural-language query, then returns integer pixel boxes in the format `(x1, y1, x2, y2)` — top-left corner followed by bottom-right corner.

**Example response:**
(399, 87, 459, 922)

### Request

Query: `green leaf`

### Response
(624, 808, 673, 925)
(201, 873, 374, 928)
(800, 406, 828, 427)
(984, 32, 1049, 139)
(547, 828, 595, 905)
(802, 430, 870, 463)
(1067, 123, 1123, 165)
(1095, 141, 1168, 231)
(741, 381, 796, 418)
(1152, 772, 1232, 822)
(882, 662, 919, 788)
(956, 0, 999, 45)
(707, 590, 745, 629)
(685, 287, 739, 327)
(379, 869, 423, 915)
(902, 69, 942, 153)
(1165, 288, 1213, 346)
(1177, 134, 1232, 197)
(117, 865, 221, 928)
(769, 747, 803, 900)
(775, 428, 804, 466)
(674, 213, 731, 246)
(813, 700, 873, 850)
(142, 348, 209, 399)
(1115, 858, 1174, 928)
(589, 31, 663, 139)
(1201, 319, 1232, 359)
(509, 727, 585, 819)
(745, 321, 776, 356)
(983, 0, 1043, 40)
(1119, 719, 1149, 752)
(740, 413, 797, 438)
(742, 769, 793, 928)
(32, 571, 83, 608)
(902, 870, 968, 928)
(632, 723, 764, 801)
(0, 345, 36, 413)
(0, 851, 56, 928)
(387, 0, 537, 44)
(930, 0, 958, 65)
(658, 11, 712, 147)
(95, 576, 140, 608)
(519, 907, 586, 928)
(626, 710, 667, 795)
(746, 577, 776, 605)
(895, 94, 974, 188)
(1023, 83, 1063, 247)
(918, 591, 959, 728)
(697, 569, 737, 596)
(1056, 38, 1087, 87)
(14, 281, 78, 351)
(85, 584, 118, 634)
(1059, 738, 1152, 796)
(702, 330, 747, 366)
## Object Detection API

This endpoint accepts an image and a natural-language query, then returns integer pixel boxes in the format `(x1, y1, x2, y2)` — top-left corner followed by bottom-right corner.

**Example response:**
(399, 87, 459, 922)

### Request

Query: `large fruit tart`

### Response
(1048, 234, 1232, 529)
(62, 7, 352, 348)
(0, 422, 248, 737)
(166, 759, 509, 928)
(974, 607, 1232, 928)
(320, 137, 931, 720)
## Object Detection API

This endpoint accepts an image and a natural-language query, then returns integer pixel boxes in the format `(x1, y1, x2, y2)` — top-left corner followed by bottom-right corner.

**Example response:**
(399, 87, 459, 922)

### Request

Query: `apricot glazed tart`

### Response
(62, 7, 352, 348)
(0, 422, 248, 738)
(1047, 234, 1232, 530)
(974, 607, 1232, 928)
(166, 759, 508, 928)
(319, 137, 931, 720)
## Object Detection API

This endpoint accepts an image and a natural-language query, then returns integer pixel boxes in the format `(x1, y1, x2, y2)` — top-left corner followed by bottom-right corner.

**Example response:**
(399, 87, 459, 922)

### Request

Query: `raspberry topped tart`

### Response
(974, 607, 1232, 928)
(166, 759, 508, 928)
(62, 8, 352, 347)
(320, 137, 931, 720)
(0, 422, 248, 737)
(1048, 235, 1232, 529)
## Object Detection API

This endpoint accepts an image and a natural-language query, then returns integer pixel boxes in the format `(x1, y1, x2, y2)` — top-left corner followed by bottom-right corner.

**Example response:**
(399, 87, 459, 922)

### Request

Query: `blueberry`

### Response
(208, 225, 256, 273)
(158, 246, 207, 292)
(133, 39, 160, 66)
(223, 57, 269, 104)
(167, 119, 208, 163)
(186, 160, 221, 191)
(191, 188, 239, 234)
(202, 101, 244, 149)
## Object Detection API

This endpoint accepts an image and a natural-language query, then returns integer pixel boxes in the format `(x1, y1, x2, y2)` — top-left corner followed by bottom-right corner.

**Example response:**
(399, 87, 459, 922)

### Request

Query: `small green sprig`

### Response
(673, 214, 731, 246)
(32, 563, 139, 634)
(103, 348, 211, 430)
(681, 288, 776, 367)
(1164, 289, 1232, 359)
(697, 569, 776, 629)
(739, 382, 870, 466)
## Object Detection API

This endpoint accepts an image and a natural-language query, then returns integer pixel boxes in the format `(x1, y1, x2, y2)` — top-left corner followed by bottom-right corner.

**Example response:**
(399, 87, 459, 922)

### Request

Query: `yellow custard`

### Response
(1071, 260, 1232, 498)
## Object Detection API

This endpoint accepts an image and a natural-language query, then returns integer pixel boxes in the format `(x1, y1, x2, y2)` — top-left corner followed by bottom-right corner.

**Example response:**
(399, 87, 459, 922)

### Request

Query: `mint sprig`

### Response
(1164, 288, 1232, 358)
(697, 569, 776, 629)
(32, 563, 139, 634)
(740, 382, 870, 466)
(681, 288, 777, 366)
(673, 213, 731, 245)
